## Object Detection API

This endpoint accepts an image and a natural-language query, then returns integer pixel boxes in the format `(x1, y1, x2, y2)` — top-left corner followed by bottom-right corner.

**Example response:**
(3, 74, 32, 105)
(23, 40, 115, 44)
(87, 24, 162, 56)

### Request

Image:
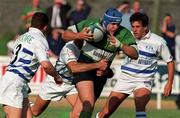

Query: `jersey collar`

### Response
(29, 27, 45, 38)
(141, 30, 151, 40)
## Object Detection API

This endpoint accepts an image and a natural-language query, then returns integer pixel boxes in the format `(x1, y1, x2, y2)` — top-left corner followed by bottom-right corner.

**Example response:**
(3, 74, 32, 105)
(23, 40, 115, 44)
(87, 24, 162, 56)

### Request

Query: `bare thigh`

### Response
(3, 98, 31, 118)
(31, 95, 50, 116)
(66, 93, 78, 107)
(76, 80, 95, 112)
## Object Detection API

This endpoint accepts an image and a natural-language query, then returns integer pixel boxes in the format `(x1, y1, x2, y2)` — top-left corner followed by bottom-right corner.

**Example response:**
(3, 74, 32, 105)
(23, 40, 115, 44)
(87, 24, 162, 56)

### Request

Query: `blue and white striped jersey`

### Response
(6, 27, 49, 82)
(55, 41, 80, 83)
(121, 31, 173, 80)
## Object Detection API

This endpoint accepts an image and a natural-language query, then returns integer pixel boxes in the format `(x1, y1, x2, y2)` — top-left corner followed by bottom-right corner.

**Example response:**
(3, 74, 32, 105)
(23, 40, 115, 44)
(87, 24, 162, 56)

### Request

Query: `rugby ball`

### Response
(87, 23, 104, 42)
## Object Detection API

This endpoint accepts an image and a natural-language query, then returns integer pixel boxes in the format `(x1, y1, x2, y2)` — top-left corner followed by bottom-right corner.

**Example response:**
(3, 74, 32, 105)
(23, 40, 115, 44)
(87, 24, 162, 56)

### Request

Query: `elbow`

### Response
(133, 51, 139, 59)
(128, 48, 139, 59)
(131, 53, 139, 59)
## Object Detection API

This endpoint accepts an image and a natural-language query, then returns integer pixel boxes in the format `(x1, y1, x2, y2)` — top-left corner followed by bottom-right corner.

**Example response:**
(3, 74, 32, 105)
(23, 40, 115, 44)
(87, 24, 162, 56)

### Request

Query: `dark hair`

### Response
(165, 13, 172, 17)
(130, 12, 149, 27)
(122, 1, 130, 5)
(31, 12, 49, 29)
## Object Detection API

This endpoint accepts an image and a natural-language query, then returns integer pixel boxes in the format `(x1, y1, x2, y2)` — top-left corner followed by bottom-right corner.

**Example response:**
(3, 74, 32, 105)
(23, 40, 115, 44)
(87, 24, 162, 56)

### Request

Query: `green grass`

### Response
(1, 106, 180, 118)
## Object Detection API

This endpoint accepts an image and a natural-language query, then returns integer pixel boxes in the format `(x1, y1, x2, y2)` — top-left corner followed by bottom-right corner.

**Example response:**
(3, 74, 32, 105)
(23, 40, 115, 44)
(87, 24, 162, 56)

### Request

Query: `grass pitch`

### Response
(1, 105, 180, 118)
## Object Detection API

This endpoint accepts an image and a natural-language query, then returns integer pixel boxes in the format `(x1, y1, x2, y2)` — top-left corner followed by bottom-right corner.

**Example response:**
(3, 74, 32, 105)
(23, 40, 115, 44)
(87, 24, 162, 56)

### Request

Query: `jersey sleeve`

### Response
(159, 40, 173, 63)
(68, 19, 99, 33)
(61, 43, 78, 64)
(33, 40, 49, 62)
(117, 27, 137, 46)
(67, 20, 87, 33)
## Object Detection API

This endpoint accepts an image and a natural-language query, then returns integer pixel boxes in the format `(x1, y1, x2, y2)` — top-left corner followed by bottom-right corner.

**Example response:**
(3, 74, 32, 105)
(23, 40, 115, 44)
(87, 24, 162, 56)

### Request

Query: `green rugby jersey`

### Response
(68, 18, 136, 64)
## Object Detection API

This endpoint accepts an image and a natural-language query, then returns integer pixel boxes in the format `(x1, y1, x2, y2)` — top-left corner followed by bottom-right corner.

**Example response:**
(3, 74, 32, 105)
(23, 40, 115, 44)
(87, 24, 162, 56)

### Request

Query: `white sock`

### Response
(95, 112, 99, 118)
(29, 101, 34, 107)
(136, 112, 146, 118)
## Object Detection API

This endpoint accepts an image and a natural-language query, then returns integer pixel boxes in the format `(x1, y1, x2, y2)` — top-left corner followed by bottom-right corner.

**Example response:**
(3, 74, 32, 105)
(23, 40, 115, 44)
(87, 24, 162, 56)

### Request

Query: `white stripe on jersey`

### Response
(121, 31, 173, 80)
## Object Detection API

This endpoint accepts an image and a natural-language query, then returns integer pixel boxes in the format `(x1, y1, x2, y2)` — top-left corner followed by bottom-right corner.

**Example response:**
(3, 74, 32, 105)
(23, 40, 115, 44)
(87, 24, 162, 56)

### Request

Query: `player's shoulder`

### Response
(150, 32, 166, 44)
(62, 41, 76, 51)
(78, 18, 100, 26)
(116, 26, 132, 36)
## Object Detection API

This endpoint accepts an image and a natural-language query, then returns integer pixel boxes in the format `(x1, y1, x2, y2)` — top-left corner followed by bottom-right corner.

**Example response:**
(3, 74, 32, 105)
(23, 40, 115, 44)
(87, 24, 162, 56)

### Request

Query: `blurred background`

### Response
(1, 0, 180, 117)
(0, 0, 180, 55)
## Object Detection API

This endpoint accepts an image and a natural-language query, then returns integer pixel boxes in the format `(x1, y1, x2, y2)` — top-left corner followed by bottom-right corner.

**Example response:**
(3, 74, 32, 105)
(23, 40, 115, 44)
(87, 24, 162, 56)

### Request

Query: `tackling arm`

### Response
(122, 44, 139, 59)
(67, 59, 108, 73)
(40, 61, 63, 84)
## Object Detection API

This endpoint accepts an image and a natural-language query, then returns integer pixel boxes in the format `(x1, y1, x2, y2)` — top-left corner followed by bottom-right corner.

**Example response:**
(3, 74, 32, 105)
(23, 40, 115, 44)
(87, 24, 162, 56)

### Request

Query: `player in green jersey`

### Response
(62, 8, 139, 118)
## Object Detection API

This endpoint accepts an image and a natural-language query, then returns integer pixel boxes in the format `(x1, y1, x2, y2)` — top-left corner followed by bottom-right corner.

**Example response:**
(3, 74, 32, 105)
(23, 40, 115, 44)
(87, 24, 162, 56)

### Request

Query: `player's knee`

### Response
(82, 101, 95, 111)
(31, 109, 41, 117)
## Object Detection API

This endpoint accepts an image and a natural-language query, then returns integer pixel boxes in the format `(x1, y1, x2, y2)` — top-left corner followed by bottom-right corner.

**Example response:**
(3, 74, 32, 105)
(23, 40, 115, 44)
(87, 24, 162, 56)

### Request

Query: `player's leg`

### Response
(22, 98, 32, 118)
(66, 93, 79, 106)
(76, 80, 95, 118)
(69, 96, 82, 118)
(97, 73, 135, 118)
(97, 91, 128, 118)
(30, 95, 50, 116)
(133, 88, 151, 118)
(3, 105, 22, 118)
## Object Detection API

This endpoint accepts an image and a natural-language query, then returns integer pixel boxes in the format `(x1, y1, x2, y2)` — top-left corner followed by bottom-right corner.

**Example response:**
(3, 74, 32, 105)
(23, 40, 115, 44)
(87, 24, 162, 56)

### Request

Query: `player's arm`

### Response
(40, 61, 62, 84)
(160, 41, 175, 96)
(62, 25, 93, 42)
(108, 33, 138, 59)
(96, 68, 114, 78)
(163, 60, 174, 97)
(67, 59, 108, 73)
(34, 41, 62, 84)
(121, 44, 138, 59)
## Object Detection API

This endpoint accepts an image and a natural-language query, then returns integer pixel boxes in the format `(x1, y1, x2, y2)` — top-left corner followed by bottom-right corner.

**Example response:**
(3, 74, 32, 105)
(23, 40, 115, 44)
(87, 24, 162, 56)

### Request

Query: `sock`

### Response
(79, 111, 92, 118)
(94, 112, 99, 118)
(136, 112, 146, 118)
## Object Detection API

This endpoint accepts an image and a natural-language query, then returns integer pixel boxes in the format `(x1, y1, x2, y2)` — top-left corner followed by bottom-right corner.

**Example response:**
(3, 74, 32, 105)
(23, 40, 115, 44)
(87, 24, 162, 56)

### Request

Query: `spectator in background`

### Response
(6, 33, 20, 57)
(131, 0, 144, 13)
(47, 28, 66, 59)
(46, 0, 71, 35)
(21, 0, 44, 30)
(117, 1, 133, 31)
(68, 0, 91, 25)
(45, 0, 71, 57)
(161, 13, 176, 59)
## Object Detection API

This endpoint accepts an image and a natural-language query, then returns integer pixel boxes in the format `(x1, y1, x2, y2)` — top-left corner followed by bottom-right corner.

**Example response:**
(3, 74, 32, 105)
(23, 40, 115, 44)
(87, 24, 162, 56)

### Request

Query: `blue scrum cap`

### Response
(102, 8, 123, 29)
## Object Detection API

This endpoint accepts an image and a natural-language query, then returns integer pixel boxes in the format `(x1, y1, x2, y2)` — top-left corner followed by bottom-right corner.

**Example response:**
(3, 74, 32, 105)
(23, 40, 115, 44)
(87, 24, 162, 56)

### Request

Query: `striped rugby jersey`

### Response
(55, 41, 80, 83)
(121, 31, 173, 80)
(6, 27, 49, 82)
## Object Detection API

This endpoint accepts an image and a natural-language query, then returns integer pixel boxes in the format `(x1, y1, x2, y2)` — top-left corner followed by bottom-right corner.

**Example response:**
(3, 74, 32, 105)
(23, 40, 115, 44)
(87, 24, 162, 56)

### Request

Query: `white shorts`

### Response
(39, 76, 77, 101)
(113, 73, 153, 95)
(0, 71, 30, 108)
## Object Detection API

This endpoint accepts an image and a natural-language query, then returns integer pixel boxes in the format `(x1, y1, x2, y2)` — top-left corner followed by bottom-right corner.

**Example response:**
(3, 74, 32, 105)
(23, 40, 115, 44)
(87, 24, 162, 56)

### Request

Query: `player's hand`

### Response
(96, 68, 114, 78)
(96, 70, 107, 76)
(97, 59, 108, 71)
(108, 34, 123, 48)
(54, 76, 63, 85)
(77, 27, 93, 40)
(163, 82, 172, 97)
